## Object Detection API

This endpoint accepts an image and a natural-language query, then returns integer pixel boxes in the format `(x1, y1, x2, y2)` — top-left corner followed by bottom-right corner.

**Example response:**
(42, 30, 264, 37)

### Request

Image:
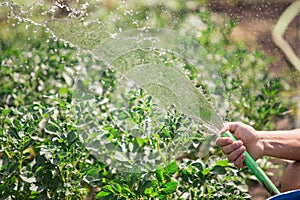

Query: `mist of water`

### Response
(1, 0, 228, 172)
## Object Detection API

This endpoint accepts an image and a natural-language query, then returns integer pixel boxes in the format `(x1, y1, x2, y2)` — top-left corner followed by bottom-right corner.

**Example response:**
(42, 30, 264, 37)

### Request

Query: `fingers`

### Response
(222, 122, 243, 134)
(217, 122, 252, 168)
(215, 136, 233, 147)
(219, 122, 243, 140)
(227, 145, 246, 163)
(216, 136, 246, 168)
(219, 124, 229, 134)
(221, 140, 243, 154)
(234, 153, 245, 168)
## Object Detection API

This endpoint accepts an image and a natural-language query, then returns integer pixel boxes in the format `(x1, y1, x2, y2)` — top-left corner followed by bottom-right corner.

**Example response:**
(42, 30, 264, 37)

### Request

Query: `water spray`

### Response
(47, 23, 280, 195)
(2, 0, 281, 196)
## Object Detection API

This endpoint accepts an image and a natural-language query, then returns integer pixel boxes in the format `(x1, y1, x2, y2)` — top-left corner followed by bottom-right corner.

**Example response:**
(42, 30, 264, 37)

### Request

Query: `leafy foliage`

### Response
(0, 4, 289, 200)
(198, 10, 288, 130)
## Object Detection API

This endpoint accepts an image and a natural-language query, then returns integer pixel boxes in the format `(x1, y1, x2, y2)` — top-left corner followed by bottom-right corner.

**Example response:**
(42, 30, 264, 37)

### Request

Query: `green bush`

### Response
(0, 3, 289, 200)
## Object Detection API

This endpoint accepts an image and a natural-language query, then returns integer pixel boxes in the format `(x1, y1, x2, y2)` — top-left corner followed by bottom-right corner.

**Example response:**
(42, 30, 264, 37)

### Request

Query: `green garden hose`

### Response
(221, 131, 280, 195)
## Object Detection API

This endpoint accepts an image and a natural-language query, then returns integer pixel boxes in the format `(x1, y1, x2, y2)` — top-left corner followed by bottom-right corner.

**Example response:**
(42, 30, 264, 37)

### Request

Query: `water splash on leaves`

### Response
(2, 1, 227, 172)
(45, 19, 224, 130)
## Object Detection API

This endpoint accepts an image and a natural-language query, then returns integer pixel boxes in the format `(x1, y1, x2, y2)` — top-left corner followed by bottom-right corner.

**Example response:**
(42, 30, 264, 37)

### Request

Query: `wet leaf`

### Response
(165, 161, 178, 176)
(96, 191, 111, 198)
(156, 165, 164, 183)
(161, 181, 178, 194)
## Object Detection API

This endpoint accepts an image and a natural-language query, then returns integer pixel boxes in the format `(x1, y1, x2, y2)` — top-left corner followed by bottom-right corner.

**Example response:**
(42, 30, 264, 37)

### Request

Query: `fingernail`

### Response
(226, 138, 233, 143)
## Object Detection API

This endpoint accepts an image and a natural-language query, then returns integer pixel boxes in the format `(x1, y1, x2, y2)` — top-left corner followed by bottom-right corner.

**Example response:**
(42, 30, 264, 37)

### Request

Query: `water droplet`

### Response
(124, 9, 133, 16)
(76, 49, 81, 57)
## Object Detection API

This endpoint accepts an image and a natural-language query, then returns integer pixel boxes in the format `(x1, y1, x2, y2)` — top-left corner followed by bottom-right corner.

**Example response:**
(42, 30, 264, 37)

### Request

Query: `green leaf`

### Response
(1, 109, 11, 116)
(82, 93, 95, 100)
(45, 123, 60, 135)
(67, 131, 77, 145)
(136, 137, 148, 147)
(114, 183, 122, 193)
(144, 188, 153, 195)
(96, 191, 111, 198)
(165, 161, 178, 176)
(137, 180, 152, 194)
(212, 166, 227, 175)
(121, 187, 134, 196)
(162, 129, 171, 137)
(202, 168, 210, 175)
(12, 119, 22, 131)
(86, 167, 98, 177)
(161, 181, 178, 194)
(192, 161, 204, 171)
(114, 152, 128, 162)
(215, 159, 229, 167)
(103, 185, 115, 193)
(158, 194, 167, 200)
(59, 87, 69, 95)
(155, 165, 164, 183)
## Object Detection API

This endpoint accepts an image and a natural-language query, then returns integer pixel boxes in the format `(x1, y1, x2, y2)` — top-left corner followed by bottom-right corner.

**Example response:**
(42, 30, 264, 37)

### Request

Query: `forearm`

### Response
(258, 129, 300, 161)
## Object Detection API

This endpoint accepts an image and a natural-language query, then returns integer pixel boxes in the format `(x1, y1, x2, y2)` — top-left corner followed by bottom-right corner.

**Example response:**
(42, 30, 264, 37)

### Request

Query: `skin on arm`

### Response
(259, 129, 300, 161)
(216, 122, 300, 192)
(216, 122, 300, 168)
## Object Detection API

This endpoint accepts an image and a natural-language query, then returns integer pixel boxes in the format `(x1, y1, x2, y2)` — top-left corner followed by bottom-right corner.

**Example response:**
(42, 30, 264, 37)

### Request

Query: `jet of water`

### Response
(2, 1, 228, 172)
(45, 19, 227, 171)
(46, 19, 225, 131)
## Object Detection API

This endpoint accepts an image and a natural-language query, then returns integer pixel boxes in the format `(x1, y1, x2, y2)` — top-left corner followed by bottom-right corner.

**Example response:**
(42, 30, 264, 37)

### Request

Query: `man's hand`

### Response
(216, 122, 264, 168)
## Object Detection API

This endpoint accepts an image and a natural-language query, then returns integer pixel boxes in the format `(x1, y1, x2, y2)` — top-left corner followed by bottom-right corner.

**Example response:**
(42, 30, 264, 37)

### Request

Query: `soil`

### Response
(209, 0, 299, 75)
